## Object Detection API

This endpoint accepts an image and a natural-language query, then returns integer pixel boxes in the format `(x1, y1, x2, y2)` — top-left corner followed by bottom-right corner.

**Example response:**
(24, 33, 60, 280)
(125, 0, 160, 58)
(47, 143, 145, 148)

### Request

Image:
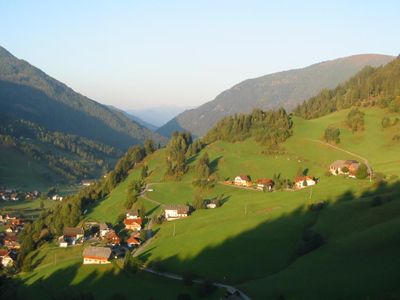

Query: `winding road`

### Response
(144, 268, 251, 300)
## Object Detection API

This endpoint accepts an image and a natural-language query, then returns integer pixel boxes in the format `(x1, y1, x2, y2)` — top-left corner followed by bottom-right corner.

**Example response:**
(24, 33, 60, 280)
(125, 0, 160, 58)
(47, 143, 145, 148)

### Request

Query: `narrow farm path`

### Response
(306, 138, 369, 165)
(143, 268, 252, 300)
(140, 183, 162, 205)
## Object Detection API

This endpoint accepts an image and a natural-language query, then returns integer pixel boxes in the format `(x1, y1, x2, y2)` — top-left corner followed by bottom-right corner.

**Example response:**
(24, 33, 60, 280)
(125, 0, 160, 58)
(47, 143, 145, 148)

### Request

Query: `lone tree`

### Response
(323, 127, 340, 144)
(356, 163, 369, 179)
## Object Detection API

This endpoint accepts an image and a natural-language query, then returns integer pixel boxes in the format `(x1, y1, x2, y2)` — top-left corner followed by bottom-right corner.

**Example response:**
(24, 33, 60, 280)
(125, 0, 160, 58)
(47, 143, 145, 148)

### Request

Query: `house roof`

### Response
(330, 160, 359, 169)
(295, 176, 315, 182)
(105, 230, 119, 239)
(4, 234, 18, 242)
(0, 249, 8, 257)
(82, 246, 111, 259)
(127, 237, 140, 245)
(236, 174, 250, 181)
(124, 218, 142, 226)
(164, 204, 190, 214)
(63, 227, 84, 236)
(256, 178, 274, 185)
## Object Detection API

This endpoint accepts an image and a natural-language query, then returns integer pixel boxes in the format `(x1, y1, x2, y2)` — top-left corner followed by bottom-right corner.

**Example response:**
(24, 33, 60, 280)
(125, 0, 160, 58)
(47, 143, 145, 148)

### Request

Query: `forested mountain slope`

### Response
(158, 54, 393, 137)
(0, 46, 162, 150)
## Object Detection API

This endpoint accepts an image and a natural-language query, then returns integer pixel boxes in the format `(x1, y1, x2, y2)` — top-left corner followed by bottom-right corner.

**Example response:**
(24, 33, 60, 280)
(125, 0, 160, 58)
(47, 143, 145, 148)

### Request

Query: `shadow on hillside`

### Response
(0, 80, 140, 150)
(210, 156, 222, 174)
(14, 181, 400, 300)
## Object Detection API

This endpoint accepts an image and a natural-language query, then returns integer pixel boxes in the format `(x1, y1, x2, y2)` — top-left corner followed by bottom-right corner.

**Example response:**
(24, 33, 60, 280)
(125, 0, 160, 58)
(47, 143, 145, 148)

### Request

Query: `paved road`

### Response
(144, 268, 252, 300)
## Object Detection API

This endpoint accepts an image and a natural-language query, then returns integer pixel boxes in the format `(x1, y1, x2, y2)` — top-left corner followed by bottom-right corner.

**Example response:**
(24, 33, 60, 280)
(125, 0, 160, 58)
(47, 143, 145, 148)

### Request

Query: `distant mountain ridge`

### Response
(128, 106, 191, 128)
(157, 54, 394, 137)
(107, 105, 158, 131)
(0, 46, 164, 150)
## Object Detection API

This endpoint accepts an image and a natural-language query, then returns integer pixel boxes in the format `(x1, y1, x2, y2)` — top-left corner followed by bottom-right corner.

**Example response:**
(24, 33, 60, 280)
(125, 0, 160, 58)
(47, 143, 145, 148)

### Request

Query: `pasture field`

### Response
(21, 108, 400, 299)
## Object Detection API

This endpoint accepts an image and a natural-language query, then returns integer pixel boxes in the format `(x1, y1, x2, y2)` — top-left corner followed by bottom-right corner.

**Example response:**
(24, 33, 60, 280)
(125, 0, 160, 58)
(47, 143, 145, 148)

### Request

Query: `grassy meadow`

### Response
(18, 107, 400, 299)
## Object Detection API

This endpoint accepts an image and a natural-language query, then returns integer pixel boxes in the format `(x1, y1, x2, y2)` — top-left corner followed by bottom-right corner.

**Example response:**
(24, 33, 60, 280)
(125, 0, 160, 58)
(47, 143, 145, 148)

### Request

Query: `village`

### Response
(0, 158, 371, 268)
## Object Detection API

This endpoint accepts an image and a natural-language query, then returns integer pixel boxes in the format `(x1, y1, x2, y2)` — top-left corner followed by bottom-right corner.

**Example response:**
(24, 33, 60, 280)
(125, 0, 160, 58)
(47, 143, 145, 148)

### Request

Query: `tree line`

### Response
(203, 108, 293, 147)
(294, 57, 400, 119)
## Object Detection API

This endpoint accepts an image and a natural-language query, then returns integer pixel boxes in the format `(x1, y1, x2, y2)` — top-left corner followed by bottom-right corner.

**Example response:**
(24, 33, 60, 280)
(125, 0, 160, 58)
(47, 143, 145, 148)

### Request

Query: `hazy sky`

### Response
(1, 1, 399, 110)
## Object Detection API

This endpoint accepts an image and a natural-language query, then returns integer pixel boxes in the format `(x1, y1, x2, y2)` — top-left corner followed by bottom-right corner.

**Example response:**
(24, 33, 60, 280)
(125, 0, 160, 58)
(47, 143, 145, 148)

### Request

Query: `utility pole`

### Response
(244, 203, 247, 216)
(309, 186, 313, 200)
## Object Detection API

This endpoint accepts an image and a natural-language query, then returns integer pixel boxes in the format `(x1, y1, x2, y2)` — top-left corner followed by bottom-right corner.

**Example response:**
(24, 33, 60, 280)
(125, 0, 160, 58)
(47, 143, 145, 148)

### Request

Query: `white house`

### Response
(294, 176, 317, 189)
(52, 194, 64, 201)
(234, 175, 251, 187)
(164, 204, 190, 221)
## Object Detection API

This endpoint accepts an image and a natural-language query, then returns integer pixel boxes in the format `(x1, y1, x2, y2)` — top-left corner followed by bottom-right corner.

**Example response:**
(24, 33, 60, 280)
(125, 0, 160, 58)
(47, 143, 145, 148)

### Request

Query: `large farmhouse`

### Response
(330, 160, 372, 178)
(234, 175, 252, 187)
(82, 246, 112, 264)
(164, 204, 190, 221)
(330, 160, 360, 177)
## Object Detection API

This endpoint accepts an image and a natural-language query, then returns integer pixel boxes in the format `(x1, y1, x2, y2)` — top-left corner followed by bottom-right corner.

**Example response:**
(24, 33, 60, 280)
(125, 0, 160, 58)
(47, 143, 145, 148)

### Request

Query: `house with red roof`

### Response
(127, 236, 141, 248)
(256, 178, 274, 191)
(124, 218, 142, 231)
(294, 176, 317, 189)
(105, 229, 120, 246)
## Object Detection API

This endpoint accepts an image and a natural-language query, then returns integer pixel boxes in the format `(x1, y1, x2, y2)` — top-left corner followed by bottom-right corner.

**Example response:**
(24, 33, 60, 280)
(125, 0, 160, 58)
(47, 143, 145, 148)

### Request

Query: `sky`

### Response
(1, 0, 399, 110)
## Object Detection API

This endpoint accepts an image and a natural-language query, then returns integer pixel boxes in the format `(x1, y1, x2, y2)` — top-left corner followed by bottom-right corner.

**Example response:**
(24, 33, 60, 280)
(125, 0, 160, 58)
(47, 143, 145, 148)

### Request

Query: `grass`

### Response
(18, 243, 224, 300)
(0, 146, 64, 191)
(20, 107, 400, 299)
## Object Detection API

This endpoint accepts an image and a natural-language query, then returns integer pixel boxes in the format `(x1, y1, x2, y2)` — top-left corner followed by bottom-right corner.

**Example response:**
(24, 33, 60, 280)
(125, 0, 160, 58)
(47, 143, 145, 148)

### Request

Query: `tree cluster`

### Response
(346, 108, 365, 133)
(164, 132, 194, 180)
(323, 127, 341, 144)
(192, 152, 212, 188)
(295, 57, 400, 119)
(204, 108, 293, 147)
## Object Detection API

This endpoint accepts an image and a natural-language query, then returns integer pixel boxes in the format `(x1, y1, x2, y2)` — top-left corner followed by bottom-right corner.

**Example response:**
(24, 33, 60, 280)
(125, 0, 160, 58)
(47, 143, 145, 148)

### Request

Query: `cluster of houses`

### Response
(232, 174, 317, 191)
(0, 187, 40, 202)
(0, 214, 24, 268)
(56, 209, 145, 265)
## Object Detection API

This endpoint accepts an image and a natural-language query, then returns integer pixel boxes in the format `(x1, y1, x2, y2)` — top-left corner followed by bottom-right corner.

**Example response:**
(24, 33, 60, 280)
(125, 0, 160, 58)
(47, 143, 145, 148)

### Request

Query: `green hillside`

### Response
(0, 46, 162, 150)
(77, 107, 400, 299)
(0, 46, 166, 188)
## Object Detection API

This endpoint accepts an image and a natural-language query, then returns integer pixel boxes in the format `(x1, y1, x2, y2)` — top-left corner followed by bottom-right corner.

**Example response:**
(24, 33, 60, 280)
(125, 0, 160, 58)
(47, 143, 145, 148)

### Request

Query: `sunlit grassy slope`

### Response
(30, 107, 400, 299)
